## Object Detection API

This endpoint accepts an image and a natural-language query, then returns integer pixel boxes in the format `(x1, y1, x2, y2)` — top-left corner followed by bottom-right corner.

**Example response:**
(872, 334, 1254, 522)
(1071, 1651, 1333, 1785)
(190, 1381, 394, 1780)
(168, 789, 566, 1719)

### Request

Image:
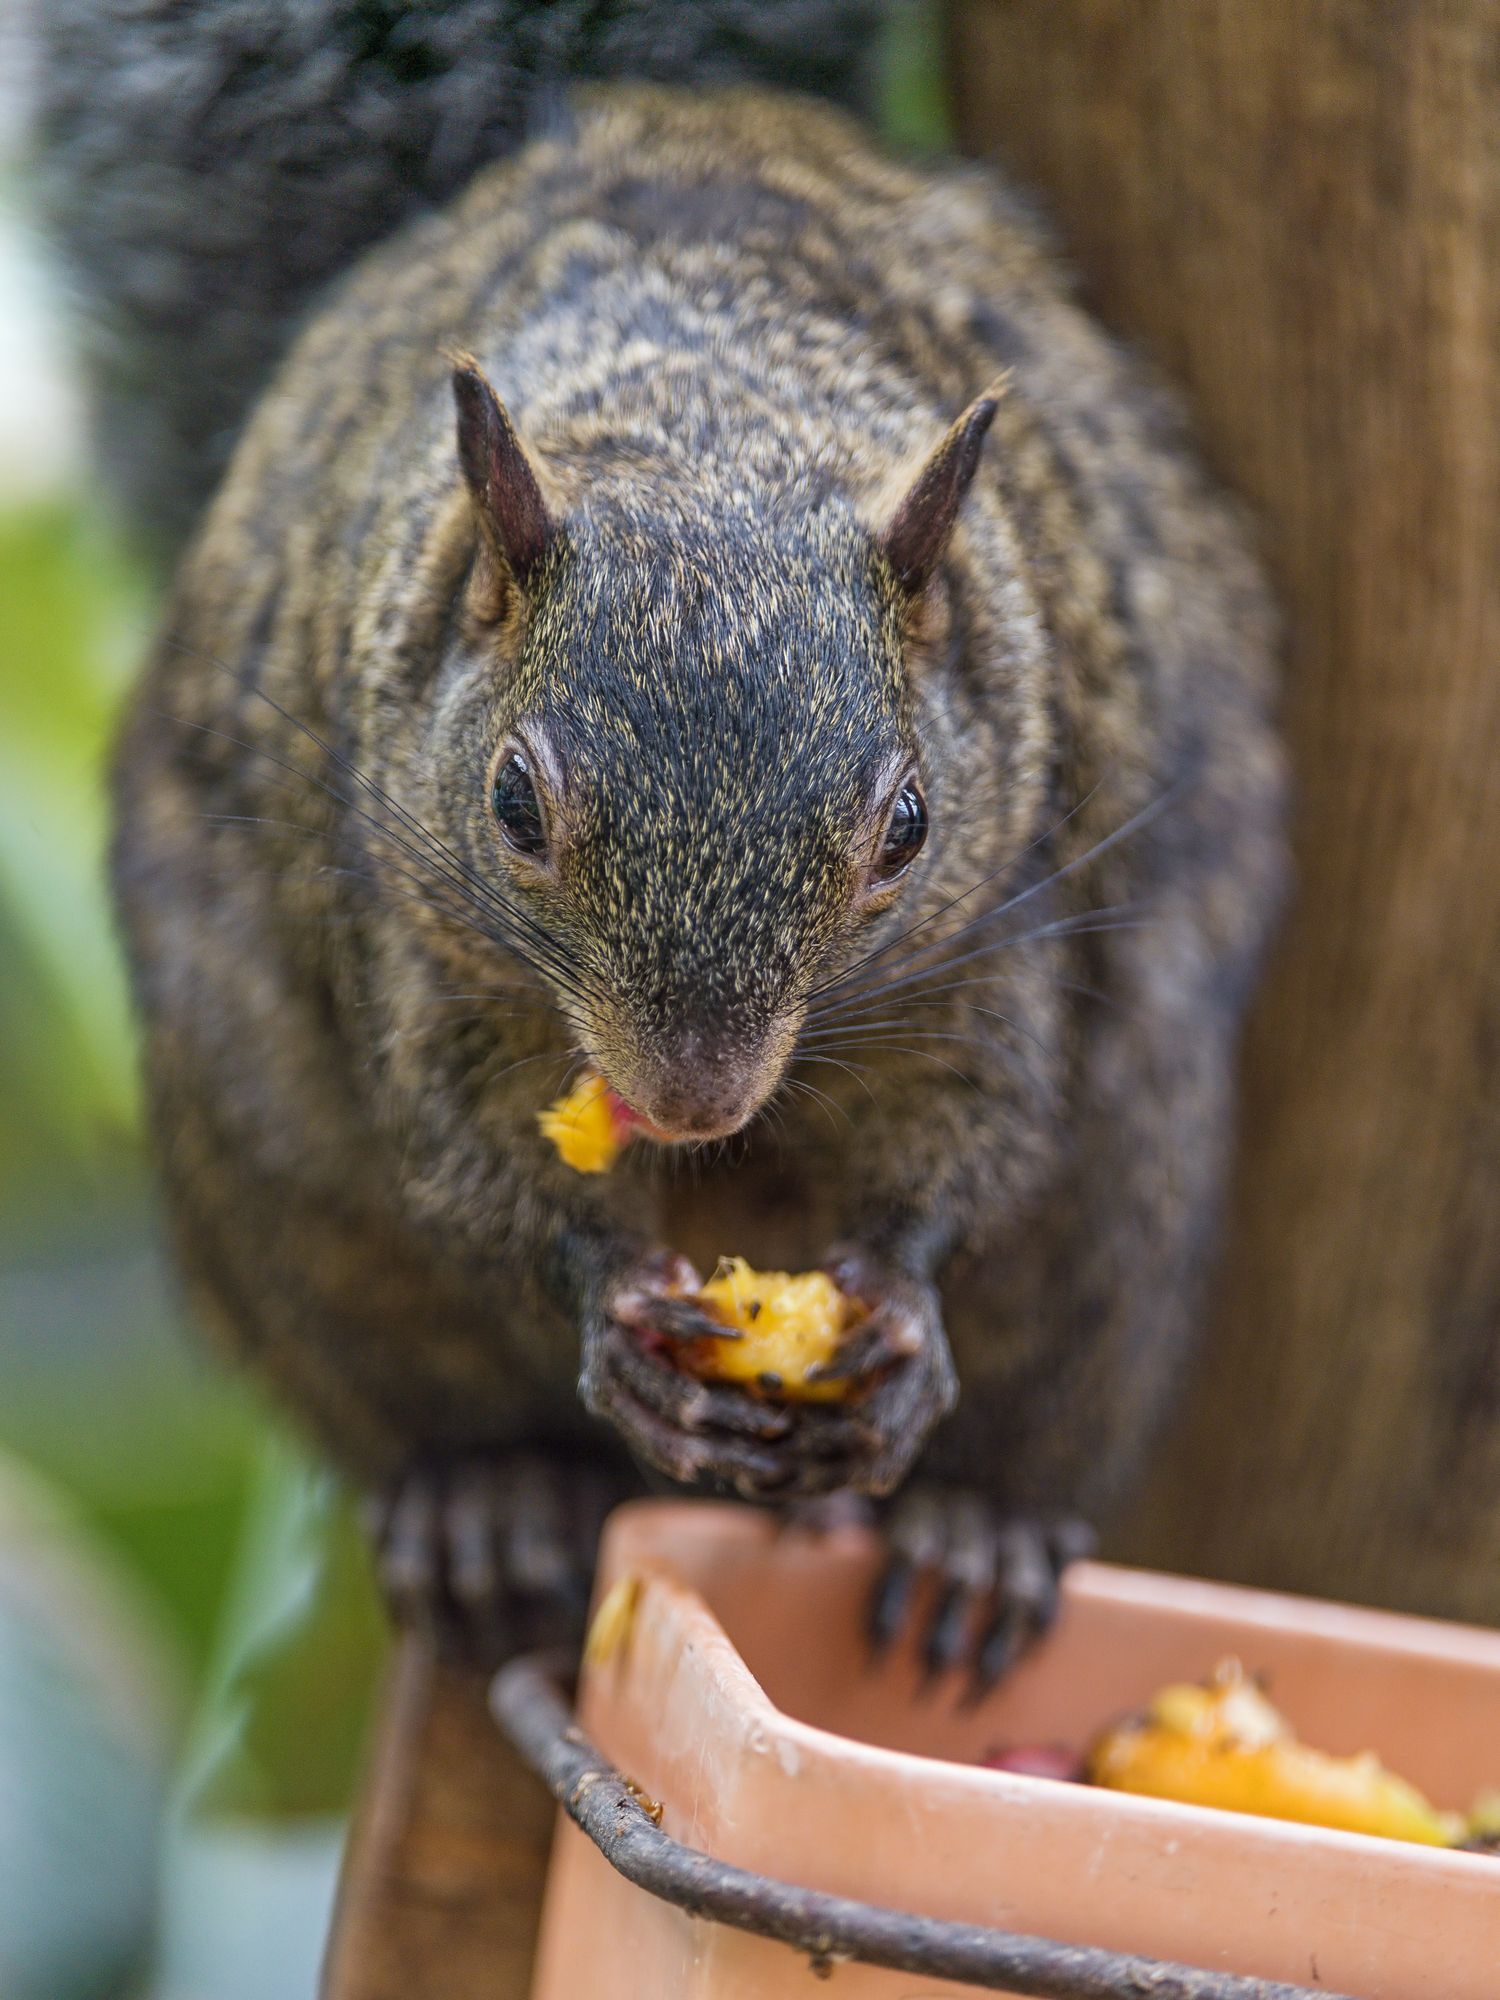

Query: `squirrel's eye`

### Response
(492, 749, 547, 857)
(875, 782, 928, 880)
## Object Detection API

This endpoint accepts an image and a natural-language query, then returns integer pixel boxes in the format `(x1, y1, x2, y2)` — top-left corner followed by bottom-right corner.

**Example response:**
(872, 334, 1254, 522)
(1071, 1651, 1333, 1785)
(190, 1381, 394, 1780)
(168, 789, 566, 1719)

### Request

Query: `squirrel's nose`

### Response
(624, 1030, 784, 1142)
(633, 1073, 757, 1142)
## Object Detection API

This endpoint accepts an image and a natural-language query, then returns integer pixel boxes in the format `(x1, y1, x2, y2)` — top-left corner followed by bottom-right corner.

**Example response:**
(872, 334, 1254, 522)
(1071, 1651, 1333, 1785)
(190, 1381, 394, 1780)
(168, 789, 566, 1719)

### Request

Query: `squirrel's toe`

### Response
(366, 1449, 625, 1668)
(867, 1487, 1096, 1697)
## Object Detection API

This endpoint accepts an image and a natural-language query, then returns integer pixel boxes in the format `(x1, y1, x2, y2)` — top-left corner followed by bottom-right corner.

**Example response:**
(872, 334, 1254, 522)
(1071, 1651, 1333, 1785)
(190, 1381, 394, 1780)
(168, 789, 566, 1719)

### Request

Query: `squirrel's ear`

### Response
(451, 357, 556, 598)
(876, 381, 1007, 596)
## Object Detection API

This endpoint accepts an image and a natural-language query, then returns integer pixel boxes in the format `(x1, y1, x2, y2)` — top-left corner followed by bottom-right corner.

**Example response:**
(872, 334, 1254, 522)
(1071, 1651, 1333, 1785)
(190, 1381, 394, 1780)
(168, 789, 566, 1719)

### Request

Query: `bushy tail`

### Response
(30, 0, 887, 556)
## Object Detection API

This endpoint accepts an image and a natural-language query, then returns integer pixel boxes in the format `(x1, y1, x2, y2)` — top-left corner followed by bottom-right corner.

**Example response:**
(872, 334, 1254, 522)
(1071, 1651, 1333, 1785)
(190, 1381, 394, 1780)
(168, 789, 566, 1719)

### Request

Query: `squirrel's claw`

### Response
(604, 1324, 796, 1441)
(582, 1314, 801, 1495)
(604, 1390, 798, 1496)
(867, 1489, 1097, 1696)
(365, 1449, 625, 1667)
(811, 1244, 937, 1388)
(609, 1255, 742, 1345)
(631, 1293, 743, 1345)
(796, 1250, 959, 1493)
(583, 1318, 886, 1499)
(806, 1317, 911, 1384)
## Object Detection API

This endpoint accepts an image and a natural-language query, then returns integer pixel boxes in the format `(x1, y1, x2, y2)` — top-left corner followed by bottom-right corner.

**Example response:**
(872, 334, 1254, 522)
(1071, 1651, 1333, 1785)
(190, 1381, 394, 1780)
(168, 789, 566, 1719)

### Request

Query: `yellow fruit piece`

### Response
(538, 1073, 623, 1173)
(1088, 1659, 1460, 1846)
(688, 1257, 858, 1401)
(584, 1573, 642, 1668)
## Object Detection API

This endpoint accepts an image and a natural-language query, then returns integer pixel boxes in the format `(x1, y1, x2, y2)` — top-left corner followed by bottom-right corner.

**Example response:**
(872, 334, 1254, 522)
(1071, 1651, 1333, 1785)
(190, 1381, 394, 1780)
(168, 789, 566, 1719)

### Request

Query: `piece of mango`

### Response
(684, 1257, 859, 1401)
(538, 1073, 630, 1173)
(1087, 1659, 1461, 1846)
(583, 1573, 643, 1668)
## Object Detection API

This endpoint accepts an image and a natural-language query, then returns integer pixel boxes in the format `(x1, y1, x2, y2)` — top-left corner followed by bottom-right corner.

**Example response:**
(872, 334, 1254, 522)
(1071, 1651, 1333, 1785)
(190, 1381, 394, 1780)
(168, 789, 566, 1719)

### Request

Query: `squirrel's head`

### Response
(444, 360, 1003, 1143)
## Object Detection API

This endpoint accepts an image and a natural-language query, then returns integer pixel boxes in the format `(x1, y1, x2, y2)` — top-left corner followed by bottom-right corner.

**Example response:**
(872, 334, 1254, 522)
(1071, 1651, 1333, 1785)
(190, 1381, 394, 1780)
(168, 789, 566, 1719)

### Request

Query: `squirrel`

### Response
(36, 3, 1285, 1677)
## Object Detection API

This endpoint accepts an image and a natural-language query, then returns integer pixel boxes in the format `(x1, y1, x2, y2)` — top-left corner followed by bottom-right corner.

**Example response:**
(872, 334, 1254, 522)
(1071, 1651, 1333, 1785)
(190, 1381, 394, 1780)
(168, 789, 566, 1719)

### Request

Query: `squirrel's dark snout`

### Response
(633, 1074, 756, 1142)
(609, 1024, 793, 1143)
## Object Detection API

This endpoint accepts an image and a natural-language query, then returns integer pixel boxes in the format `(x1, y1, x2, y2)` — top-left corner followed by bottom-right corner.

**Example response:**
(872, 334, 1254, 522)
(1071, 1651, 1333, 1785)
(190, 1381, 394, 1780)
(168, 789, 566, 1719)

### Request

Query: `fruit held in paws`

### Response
(684, 1257, 861, 1401)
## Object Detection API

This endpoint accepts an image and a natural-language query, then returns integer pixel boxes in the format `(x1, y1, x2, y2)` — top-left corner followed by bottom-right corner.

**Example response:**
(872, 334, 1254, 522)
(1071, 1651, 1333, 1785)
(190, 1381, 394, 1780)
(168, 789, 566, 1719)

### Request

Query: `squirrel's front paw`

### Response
(581, 1250, 809, 1498)
(800, 1246, 959, 1496)
(580, 1246, 955, 1502)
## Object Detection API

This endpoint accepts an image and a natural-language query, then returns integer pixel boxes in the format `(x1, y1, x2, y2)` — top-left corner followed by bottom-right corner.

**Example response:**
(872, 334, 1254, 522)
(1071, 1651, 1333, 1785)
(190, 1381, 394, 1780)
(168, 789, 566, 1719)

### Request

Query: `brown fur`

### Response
(113, 87, 1284, 1523)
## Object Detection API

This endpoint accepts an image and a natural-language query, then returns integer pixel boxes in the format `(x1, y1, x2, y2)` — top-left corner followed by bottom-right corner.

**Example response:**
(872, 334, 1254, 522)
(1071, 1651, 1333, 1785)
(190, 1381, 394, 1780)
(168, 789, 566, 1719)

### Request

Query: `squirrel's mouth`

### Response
(581, 1019, 798, 1146)
(606, 1091, 680, 1146)
(589, 1065, 771, 1146)
(606, 1086, 754, 1146)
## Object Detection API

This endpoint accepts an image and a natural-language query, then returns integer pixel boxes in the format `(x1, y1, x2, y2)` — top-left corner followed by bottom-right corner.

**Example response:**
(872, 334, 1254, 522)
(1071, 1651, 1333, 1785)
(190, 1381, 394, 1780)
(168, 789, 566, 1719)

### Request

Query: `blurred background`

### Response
(0, 8, 948, 1996)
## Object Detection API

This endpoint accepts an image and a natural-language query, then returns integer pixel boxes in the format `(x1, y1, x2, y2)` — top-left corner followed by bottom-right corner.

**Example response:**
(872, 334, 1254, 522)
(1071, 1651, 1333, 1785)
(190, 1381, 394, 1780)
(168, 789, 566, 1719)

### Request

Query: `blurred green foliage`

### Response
(0, 504, 142, 1190)
(880, 0, 952, 149)
(0, 487, 384, 1997)
(0, 496, 382, 1813)
(184, 1443, 386, 1822)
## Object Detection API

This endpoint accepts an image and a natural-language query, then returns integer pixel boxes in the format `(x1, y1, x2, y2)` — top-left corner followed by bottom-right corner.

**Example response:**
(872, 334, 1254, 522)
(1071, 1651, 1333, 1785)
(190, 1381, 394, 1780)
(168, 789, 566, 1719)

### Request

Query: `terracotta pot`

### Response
(529, 1501, 1500, 1998)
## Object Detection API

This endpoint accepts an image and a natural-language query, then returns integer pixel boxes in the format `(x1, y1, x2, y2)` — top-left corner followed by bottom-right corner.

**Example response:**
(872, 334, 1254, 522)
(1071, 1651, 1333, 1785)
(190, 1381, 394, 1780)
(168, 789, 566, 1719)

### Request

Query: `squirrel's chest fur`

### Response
(114, 85, 1284, 1499)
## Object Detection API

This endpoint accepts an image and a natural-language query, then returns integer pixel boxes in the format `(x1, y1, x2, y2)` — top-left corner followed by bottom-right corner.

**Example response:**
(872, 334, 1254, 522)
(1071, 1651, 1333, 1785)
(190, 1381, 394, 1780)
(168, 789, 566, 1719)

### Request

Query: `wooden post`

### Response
(321, 1640, 555, 2000)
(950, 3, 1500, 1620)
